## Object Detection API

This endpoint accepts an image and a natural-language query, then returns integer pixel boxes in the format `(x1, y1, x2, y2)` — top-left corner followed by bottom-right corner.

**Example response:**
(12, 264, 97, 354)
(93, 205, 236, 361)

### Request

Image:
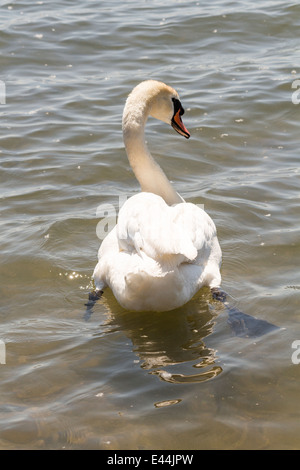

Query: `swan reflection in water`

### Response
(86, 289, 225, 385)
(85, 285, 279, 385)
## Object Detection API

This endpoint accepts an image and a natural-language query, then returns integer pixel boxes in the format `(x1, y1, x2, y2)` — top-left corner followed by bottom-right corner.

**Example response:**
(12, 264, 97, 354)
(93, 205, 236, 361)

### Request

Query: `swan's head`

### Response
(124, 80, 190, 139)
(148, 81, 190, 139)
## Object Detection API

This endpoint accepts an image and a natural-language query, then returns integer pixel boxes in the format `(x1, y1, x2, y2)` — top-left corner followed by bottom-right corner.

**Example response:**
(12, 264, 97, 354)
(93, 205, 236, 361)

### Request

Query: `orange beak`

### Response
(171, 109, 190, 139)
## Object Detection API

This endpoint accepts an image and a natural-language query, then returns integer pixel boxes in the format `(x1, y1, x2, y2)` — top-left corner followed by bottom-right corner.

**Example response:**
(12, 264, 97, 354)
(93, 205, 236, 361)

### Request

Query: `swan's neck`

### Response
(122, 98, 182, 205)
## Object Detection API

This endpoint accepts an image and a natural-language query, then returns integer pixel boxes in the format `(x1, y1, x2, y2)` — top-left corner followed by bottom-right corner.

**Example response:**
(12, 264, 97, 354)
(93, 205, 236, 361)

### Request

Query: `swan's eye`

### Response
(172, 97, 185, 116)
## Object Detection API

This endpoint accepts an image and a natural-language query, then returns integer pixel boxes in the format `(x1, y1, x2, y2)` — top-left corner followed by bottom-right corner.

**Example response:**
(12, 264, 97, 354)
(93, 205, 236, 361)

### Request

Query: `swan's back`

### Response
(118, 193, 197, 264)
(118, 193, 217, 265)
(93, 192, 222, 311)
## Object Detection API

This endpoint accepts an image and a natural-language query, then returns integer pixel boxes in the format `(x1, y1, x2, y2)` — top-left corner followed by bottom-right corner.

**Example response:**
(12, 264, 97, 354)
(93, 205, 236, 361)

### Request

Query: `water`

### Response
(0, 0, 299, 449)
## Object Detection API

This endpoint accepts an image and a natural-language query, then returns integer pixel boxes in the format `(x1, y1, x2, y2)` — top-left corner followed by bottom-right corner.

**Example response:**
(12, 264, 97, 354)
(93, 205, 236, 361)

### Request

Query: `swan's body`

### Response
(92, 80, 222, 311)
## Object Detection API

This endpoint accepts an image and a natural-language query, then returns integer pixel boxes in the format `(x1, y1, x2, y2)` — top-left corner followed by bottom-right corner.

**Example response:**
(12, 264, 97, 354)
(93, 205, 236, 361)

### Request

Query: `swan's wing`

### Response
(171, 201, 221, 269)
(171, 202, 217, 251)
(117, 193, 197, 263)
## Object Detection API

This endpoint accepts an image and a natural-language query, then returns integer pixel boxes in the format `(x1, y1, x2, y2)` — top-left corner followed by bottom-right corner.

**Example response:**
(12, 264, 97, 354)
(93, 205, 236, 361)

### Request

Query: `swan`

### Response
(90, 79, 224, 312)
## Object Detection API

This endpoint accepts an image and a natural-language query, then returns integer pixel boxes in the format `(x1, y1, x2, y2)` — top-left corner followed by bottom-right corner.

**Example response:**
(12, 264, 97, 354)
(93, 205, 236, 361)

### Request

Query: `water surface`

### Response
(0, 0, 300, 449)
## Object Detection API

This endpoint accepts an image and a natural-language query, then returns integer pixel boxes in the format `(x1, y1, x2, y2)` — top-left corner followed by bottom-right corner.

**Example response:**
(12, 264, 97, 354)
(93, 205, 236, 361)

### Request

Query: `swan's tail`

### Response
(211, 288, 279, 337)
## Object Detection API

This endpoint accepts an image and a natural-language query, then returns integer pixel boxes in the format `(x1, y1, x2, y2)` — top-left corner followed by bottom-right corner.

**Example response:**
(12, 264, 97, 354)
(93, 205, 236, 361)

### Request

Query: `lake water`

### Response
(0, 0, 300, 450)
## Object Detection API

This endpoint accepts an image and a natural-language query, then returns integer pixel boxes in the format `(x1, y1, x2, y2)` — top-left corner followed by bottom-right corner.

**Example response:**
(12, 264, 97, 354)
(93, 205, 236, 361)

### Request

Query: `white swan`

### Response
(92, 80, 222, 312)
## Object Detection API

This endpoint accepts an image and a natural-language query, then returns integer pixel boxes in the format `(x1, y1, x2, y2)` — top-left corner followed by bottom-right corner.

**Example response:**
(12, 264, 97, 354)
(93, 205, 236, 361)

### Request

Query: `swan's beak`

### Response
(171, 109, 190, 139)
